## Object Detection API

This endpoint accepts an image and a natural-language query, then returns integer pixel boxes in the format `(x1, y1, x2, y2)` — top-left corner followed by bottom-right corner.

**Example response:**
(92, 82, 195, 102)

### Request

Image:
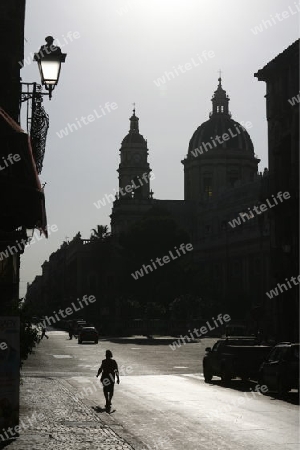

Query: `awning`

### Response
(0, 108, 47, 235)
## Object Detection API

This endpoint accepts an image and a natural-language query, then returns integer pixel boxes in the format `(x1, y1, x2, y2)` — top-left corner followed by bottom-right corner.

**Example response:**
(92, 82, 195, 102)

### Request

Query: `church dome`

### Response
(188, 78, 254, 156)
(122, 133, 146, 144)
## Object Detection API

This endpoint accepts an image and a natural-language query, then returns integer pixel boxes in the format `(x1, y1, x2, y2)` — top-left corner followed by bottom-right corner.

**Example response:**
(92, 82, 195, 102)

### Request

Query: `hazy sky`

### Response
(20, 0, 299, 297)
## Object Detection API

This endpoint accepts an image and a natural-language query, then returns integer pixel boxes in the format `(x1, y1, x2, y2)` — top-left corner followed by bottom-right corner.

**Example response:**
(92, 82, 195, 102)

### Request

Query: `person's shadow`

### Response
(92, 406, 116, 414)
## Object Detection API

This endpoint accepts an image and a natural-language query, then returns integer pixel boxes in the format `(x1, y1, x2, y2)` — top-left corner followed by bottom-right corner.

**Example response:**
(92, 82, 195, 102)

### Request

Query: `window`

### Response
(255, 258, 261, 274)
(221, 220, 227, 231)
(231, 260, 242, 278)
(214, 264, 221, 279)
(205, 224, 212, 235)
(267, 347, 285, 362)
(227, 169, 239, 187)
(203, 177, 213, 197)
(212, 342, 222, 352)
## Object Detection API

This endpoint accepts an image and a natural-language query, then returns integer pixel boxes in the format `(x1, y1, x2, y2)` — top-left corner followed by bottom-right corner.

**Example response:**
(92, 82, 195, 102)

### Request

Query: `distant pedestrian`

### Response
(41, 325, 49, 340)
(68, 323, 74, 340)
(96, 350, 120, 409)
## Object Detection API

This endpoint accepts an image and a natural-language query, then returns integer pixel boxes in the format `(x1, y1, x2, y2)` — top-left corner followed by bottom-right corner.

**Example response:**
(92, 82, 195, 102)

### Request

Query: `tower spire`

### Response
(210, 75, 231, 117)
(129, 104, 139, 133)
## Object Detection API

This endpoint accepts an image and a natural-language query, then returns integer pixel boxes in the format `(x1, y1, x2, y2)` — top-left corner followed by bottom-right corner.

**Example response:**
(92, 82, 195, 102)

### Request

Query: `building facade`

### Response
(0, 0, 47, 314)
(255, 39, 299, 341)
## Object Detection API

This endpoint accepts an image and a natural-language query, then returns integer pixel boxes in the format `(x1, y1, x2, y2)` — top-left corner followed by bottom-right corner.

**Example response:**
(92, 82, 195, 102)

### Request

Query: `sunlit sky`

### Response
(20, 0, 299, 297)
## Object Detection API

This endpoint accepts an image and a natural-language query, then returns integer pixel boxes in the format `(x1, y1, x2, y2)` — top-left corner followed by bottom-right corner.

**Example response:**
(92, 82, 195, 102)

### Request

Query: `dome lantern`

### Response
(210, 77, 231, 118)
(122, 106, 146, 145)
(129, 105, 139, 133)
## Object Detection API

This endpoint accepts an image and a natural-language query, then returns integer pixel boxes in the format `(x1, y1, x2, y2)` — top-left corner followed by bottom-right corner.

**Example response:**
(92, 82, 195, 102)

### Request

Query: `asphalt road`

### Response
(22, 330, 300, 450)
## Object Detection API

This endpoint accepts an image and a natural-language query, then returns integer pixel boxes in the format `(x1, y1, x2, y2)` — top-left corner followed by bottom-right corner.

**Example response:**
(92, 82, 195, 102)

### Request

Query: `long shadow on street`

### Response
(206, 378, 300, 405)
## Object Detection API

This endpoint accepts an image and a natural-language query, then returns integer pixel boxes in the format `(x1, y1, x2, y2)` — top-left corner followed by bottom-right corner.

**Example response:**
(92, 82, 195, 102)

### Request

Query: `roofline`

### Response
(254, 39, 299, 81)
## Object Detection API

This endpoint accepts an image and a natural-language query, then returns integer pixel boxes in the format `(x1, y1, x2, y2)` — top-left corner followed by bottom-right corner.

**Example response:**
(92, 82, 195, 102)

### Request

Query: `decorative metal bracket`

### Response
(20, 83, 49, 174)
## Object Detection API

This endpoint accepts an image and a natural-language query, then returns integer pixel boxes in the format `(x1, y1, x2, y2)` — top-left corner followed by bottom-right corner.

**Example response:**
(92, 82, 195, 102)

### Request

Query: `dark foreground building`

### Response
(0, 0, 47, 314)
(255, 39, 299, 341)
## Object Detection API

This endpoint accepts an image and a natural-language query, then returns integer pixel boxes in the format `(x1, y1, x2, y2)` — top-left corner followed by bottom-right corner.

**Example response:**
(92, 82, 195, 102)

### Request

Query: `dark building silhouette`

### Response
(0, 0, 47, 313)
(26, 234, 113, 332)
(111, 78, 271, 332)
(255, 39, 299, 341)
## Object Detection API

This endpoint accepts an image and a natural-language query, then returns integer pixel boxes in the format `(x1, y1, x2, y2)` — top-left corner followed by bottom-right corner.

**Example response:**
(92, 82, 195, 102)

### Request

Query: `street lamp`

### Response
(20, 36, 67, 172)
(34, 36, 67, 100)
(25, 228, 35, 242)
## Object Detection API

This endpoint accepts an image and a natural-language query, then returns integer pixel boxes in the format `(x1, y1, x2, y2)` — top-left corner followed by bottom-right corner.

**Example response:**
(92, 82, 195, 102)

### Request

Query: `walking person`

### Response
(96, 350, 120, 410)
(68, 322, 74, 340)
(40, 325, 49, 340)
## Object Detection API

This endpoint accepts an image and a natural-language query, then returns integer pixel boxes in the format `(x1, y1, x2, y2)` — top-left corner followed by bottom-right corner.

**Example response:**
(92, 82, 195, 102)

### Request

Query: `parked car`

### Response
(203, 337, 272, 383)
(74, 320, 87, 335)
(258, 342, 299, 395)
(78, 326, 98, 344)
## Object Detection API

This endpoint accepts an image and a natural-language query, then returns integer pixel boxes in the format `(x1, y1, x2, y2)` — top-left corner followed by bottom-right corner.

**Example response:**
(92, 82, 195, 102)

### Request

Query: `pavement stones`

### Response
(4, 376, 134, 450)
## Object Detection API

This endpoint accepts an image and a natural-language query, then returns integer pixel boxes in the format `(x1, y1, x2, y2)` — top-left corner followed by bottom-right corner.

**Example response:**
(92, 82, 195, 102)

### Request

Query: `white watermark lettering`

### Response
(131, 243, 193, 280)
(250, 3, 300, 35)
(93, 172, 155, 209)
(191, 122, 253, 158)
(266, 274, 300, 299)
(56, 102, 118, 139)
(153, 50, 215, 88)
(0, 224, 58, 262)
(169, 314, 231, 350)
(228, 191, 291, 228)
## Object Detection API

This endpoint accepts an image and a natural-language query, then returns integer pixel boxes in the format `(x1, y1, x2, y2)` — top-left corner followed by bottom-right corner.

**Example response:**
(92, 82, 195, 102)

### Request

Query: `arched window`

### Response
(227, 169, 239, 187)
(203, 176, 213, 197)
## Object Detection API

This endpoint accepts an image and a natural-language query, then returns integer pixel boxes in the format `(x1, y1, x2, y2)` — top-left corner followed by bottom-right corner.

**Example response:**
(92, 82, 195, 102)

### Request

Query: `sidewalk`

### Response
(2, 375, 135, 450)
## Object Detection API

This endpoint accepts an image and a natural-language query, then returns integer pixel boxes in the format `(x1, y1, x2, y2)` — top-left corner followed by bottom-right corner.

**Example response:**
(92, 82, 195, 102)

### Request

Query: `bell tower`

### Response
(117, 108, 152, 199)
(111, 108, 153, 235)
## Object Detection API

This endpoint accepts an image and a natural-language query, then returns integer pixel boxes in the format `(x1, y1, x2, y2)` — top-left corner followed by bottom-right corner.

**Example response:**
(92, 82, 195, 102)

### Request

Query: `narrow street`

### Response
(19, 330, 299, 450)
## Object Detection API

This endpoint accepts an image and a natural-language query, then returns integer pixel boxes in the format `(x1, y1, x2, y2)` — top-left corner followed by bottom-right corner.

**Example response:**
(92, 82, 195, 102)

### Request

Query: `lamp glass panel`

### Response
(40, 60, 61, 85)
(26, 228, 34, 238)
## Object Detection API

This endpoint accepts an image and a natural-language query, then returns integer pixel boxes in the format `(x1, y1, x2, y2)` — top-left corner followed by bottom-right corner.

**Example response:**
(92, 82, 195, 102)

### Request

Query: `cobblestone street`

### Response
(2, 333, 299, 450)
(5, 376, 134, 450)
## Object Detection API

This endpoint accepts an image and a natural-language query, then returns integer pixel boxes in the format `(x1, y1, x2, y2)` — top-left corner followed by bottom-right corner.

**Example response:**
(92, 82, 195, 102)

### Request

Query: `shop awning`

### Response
(0, 108, 47, 235)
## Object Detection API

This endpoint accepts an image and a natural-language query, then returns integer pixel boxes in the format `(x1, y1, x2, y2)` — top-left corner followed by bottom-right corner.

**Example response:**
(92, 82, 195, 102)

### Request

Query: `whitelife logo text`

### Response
(131, 243, 193, 280)
(228, 191, 291, 228)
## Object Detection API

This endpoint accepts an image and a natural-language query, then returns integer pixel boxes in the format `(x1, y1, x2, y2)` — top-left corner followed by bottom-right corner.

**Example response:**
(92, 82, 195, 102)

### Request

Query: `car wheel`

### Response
(78, 340, 82, 344)
(257, 374, 268, 394)
(277, 376, 288, 397)
(257, 370, 264, 386)
(95, 340, 98, 344)
(203, 365, 212, 383)
(220, 366, 231, 384)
